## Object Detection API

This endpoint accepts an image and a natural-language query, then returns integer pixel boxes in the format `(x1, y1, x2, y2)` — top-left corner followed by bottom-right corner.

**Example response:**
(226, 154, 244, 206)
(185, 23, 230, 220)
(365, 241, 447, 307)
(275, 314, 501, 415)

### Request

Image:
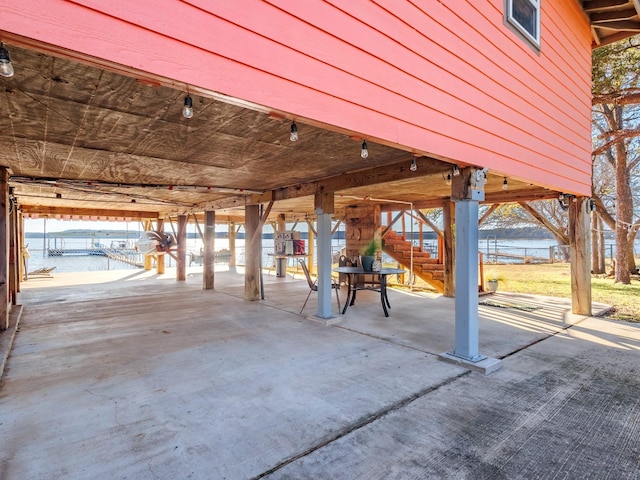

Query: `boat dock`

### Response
(484, 251, 550, 264)
(47, 246, 144, 268)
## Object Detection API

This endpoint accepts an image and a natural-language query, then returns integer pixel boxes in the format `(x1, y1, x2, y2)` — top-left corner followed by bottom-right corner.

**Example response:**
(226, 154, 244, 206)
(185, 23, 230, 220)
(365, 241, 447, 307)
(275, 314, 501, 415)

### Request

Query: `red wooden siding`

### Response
(0, 0, 593, 195)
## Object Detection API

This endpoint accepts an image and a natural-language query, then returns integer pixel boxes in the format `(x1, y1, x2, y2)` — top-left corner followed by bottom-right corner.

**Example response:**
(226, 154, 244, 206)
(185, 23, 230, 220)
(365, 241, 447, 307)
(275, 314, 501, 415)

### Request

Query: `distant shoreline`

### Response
(24, 227, 571, 241)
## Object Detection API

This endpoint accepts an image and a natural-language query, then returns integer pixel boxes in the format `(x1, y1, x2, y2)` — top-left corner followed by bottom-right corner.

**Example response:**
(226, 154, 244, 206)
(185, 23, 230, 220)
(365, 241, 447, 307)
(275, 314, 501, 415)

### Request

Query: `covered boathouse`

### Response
(0, 2, 640, 476)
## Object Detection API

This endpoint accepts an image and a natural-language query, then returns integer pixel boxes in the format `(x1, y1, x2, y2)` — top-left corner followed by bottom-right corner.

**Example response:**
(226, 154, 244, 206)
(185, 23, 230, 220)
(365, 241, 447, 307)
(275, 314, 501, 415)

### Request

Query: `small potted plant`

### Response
(361, 238, 380, 272)
(485, 272, 504, 293)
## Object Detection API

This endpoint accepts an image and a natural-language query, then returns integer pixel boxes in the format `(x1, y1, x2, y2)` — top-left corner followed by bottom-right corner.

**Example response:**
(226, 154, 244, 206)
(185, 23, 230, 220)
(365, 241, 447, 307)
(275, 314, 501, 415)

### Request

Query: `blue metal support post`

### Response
(453, 199, 484, 361)
(314, 192, 337, 320)
(316, 213, 333, 319)
(440, 167, 500, 374)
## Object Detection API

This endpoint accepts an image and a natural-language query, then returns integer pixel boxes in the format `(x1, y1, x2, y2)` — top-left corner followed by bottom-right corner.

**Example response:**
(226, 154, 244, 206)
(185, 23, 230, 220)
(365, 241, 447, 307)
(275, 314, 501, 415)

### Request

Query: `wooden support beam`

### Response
(203, 210, 215, 290)
(306, 219, 318, 237)
(314, 191, 334, 215)
(250, 201, 274, 247)
(228, 221, 237, 273)
(156, 218, 165, 275)
(18, 211, 24, 286)
(0, 169, 9, 329)
(443, 199, 455, 298)
(479, 204, 499, 226)
(20, 205, 159, 219)
(9, 198, 17, 305)
(582, 0, 628, 13)
(569, 197, 592, 315)
(519, 202, 568, 242)
(330, 218, 343, 236)
(308, 224, 316, 275)
(244, 204, 261, 301)
(193, 214, 205, 243)
(413, 209, 443, 237)
(167, 216, 178, 239)
(249, 157, 450, 205)
(382, 211, 405, 238)
(275, 214, 287, 277)
(143, 220, 153, 270)
(177, 214, 187, 281)
(482, 189, 558, 204)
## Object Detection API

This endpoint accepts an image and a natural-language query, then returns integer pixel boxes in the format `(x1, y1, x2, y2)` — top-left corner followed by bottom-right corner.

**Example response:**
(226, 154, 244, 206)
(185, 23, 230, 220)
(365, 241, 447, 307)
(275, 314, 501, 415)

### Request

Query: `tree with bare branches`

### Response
(592, 36, 640, 283)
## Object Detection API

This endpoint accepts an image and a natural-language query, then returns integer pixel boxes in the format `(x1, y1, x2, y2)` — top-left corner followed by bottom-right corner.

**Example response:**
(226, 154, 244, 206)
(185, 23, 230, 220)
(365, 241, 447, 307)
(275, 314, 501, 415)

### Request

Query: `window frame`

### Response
(505, 0, 541, 50)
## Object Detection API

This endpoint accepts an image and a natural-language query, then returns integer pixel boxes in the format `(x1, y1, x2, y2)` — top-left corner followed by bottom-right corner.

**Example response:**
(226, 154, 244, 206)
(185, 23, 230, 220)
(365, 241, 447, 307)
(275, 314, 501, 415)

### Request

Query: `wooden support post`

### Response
(569, 197, 592, 315)
(143, 220, 153, 270)
(0, 169, 9, 330)
(203, 210, 215, 289)
(442, 200, 455, 297)
(275, 213, 286, 277)
(156, 218, 165, 275)
(18, 211, 24, 286)
(177, 214, 187, 281)
(192, 214, 204, 242)
(244, 204, 261, 301)
(228, 221, 237, 273)
(9, 195, 17, 305)
(308, 223, 315, 275)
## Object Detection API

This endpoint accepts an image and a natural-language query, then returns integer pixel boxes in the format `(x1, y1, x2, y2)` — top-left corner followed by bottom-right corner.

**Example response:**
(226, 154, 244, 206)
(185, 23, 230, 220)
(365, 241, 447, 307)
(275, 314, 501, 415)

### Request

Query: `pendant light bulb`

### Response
(452, 165, 460, 176)
(183, 95, 193, 119)
(410, 158, 417, 172)
(445, 173, 452, 186)
(361, 140, 369, 159)
(502, 177, 508, 190)
(290, 121, 298, 142)
(0, 44, 14, 78)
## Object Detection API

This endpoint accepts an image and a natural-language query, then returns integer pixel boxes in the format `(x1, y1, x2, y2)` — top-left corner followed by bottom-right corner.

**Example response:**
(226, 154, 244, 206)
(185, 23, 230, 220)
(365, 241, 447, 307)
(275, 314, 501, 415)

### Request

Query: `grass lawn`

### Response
(483, 263, 640, 323)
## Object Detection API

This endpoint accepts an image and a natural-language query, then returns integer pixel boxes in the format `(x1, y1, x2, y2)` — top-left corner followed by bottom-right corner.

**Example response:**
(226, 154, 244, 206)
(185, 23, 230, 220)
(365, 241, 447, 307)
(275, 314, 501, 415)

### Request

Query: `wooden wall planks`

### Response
(1, 0, 593, 196)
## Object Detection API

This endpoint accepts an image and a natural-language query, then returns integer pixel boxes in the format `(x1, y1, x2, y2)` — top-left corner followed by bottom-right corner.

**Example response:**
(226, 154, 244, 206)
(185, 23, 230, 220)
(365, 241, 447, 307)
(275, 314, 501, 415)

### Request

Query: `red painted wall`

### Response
(0, 0, 592, 195)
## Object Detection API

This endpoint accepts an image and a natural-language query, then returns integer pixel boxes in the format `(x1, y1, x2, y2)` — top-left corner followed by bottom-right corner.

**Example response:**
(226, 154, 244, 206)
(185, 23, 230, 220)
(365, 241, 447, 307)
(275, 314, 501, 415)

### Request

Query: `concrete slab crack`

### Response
(251, 371, 469, 479)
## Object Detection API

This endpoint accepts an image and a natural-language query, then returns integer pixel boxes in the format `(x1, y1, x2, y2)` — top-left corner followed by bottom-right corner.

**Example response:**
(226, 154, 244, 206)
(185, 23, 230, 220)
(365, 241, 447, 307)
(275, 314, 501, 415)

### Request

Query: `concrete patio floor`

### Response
(1, 267, 638, 479)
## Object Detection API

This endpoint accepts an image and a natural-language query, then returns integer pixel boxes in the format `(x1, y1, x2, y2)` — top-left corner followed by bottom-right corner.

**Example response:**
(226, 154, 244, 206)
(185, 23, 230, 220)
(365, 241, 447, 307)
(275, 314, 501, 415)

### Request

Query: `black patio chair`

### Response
(298, 259, 341, 314)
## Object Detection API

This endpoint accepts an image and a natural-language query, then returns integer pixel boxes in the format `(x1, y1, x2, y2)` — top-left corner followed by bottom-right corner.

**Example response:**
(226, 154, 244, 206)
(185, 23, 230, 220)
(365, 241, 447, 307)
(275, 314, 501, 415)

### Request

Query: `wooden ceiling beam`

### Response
(583, 0, 630, 12)
(249, 156, 451, 205)
(482, 189, 559, 204)
(20, 205, 160, 219)
(592, 19, 640, 29)
(591, 8, 638, 21)
(378, 188, 559, 211)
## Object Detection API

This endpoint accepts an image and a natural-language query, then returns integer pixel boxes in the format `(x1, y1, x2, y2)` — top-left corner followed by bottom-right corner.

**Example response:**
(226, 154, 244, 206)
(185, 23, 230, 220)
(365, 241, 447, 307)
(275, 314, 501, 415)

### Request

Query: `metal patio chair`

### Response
(298, 259, 341, 314)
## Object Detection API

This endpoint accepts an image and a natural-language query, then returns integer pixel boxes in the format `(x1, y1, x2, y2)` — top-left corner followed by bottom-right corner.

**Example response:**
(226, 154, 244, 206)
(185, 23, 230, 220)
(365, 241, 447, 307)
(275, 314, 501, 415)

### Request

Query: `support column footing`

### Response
(438, 351, 501, 375)
(306, 314, 341, 326)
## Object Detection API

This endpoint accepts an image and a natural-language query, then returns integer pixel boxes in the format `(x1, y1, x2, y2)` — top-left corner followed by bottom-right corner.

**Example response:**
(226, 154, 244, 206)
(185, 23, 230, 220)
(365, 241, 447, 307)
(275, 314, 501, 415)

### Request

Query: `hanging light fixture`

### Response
(502, 177, 508, 190)
(182, 95, 193, 118)
(452, 165, 460, 176)
(361, 140, 369, 159)
(410, 158, 417, 172)
(290, 121, 298, 142)
(0, 43, 14, 78)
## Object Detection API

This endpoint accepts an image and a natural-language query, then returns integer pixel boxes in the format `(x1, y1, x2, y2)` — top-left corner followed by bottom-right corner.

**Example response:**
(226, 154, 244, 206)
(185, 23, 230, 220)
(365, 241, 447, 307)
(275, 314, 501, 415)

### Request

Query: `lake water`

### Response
(23, 236, 640, 274)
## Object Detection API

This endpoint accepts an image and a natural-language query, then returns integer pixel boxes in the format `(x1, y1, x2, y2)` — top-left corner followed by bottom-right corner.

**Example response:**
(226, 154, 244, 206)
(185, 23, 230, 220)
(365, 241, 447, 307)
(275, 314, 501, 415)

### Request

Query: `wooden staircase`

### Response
(383, 231, 445, 293)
